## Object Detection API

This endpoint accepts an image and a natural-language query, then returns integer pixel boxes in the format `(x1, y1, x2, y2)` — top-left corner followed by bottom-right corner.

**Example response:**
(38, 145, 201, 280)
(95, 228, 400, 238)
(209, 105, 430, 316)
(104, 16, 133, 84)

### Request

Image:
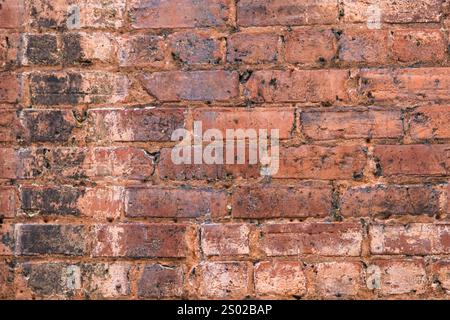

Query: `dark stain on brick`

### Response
(17, 224, 86, 256)
(25, 34, 59, 65)
(30, 73, 83, 106)
(62, 33, 92, 66)
(22, 263, 73, 296)
(24, 110, 75, 142)
(21, 187, 84, 217)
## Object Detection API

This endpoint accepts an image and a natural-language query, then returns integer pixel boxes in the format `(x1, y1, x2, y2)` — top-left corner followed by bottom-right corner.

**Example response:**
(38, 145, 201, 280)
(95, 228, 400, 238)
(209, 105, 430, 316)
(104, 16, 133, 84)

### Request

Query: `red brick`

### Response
(15, 224, 87, 256)
(0, 0, 23, 28)
(83, 263, 131, 298)
(0, 32, 20, 69)
(0, 186, 16, 218)
(29, 72, 129, 106)
(237, 0, 338, 27)
(201, 224, 251, 256)
(140, 71, 238, 102)
(157, 148, 260, 180)
(231, 183, 332, 219)
(313, 262, 363, 298)
(125, 187, 227, 218)
(26, 0, 126, 29)
(0, 259, 14, 299)
(260, 223, 363, 257)
(0, 73, 21, 103)
(129, 0, 231, 29)
(0, 148, 22, 179)
(301, 109, 403, 140)
(338, 29, 389, 64)
(138, 264, 184, 298)
(227, 32, 280, 64)
(243, 69, 351, 103)
(392, 29, 446, 64)
(370, 224, 450, 255)
(360, 68, 450, 102)
(431, 260, 450, 293)
(343, 0, 442, 24)
(88, 108, 186, 142)
(275, 145, 367, 180)
(285, 28, 337, 65)
(340, 185, 440, 218)
(193, 108, 294, 139)
(21, 34, 59, 66)
(197, 262, 249, 299)
(367, 260, 427, 295)
(0, 110, 23, 143)
(77, 187, 123, 220)
(118, 34, 167, 67)
(169, 31, 224, 65)
(254, 261, 306, 297)
(373, 145, 450, 176)
(93, 223, 188, 258)
(408, 105, 450, 140)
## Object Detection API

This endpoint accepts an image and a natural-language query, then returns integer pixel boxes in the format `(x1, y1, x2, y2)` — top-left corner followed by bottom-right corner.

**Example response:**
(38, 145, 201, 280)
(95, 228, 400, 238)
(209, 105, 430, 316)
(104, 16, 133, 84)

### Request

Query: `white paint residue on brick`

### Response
(367, 4, 381, 30)
(67, 5, 81, 29)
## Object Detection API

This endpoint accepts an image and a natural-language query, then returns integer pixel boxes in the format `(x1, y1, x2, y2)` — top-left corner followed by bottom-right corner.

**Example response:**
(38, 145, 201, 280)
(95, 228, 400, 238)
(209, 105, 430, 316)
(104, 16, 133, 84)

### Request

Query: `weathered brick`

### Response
(285, 28, 337, 65)
(243, 69, 351, 103)
(392, 29, 446, 64)
(360, 68, 450, 102)
(88, 107, 185, 142)
(118, 34, 167, 67)
(338, 29, 389, 64)
(138, 264, 184, 298)
(408, 105, 450, 140)
(275, 145, 367, 180)
(0, 259, 14, 299)
(170, 31, 223, 65)
(302, 109, 403, 140)
(237, 0, 338, 26)
(0, 73, 21, 103)
(254, 261, 306, 297)
(340, 185, 440, 218)
(157, 147, 260, 180)
(0, 186, 16, 218)
(198, 262, 249, 299)
(0, 148, 24, 179)
(201, 224, 250, 256)
(431, 260, 450, 293)
(0, 223, 14, 255)
(231, 183, 332, 219)
(0, 0, 23, 28)
(82, 263, 131, 298)
(313, 262, 363, 297)
(62, 32, 117, 65)
(0, 110, 23, 143)
(20, 186, 123, 220)
(125, 187, 227, 218)
(373, 145, 450, 176)
(129, 0, 231, 29)
(0, 32, 20, 69)
(26, 0, 126, 29)
(260, 223, 363, 257)
(15, 224, 87, 256)
(93, 224, 187, 258)
(366, 260, 427, 295)
(22, 34, 59, 65)
(193, 108, 294, 139)
(140, 71, 238, 101)
(343, 0, 442, 24)
(20, 110, 76, 142)
(227, 32, 279, 64)
(17, 262, 81, 298)
(370, 224, 450, 255)
(29, 72, 129, 106)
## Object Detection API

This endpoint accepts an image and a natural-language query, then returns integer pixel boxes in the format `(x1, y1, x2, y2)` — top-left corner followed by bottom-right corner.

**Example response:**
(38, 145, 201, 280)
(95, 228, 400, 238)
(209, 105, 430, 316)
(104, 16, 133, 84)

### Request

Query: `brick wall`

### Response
(1, 0, 450, 299)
